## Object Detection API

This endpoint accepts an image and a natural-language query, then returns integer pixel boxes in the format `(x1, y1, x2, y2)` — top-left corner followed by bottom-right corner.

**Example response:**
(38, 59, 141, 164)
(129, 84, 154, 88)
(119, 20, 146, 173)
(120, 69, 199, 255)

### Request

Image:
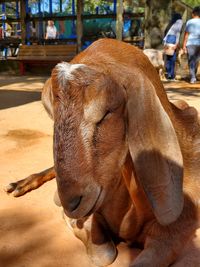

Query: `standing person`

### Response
(5, 22, 12, 37)
(163, 13, 183, 81)
(45, 20, 57, 40)
(183, 6, 200, 84)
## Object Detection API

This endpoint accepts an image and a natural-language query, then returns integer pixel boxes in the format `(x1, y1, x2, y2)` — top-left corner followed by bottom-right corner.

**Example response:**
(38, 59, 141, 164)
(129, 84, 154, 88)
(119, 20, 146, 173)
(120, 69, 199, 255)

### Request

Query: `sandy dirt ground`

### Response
(0, 74, 200, 267)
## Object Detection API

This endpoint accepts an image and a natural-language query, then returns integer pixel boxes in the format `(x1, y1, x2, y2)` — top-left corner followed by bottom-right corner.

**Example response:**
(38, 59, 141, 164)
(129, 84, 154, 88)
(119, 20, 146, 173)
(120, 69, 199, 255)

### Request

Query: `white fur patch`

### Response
(62, 211, 75, 232)
(56, 62, 86, 87)
(80, 120, 94, 164)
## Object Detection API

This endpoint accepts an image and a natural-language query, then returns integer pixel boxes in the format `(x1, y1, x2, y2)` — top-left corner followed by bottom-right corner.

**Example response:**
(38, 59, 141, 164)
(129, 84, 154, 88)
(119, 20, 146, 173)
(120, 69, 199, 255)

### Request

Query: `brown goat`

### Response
(6, 39, 200, 267)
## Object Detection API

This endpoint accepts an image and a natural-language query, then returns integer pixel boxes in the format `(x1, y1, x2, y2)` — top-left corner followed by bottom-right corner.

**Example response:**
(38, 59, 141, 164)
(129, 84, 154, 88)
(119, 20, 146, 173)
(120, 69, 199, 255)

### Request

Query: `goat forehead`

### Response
(56, 62, 86, 87)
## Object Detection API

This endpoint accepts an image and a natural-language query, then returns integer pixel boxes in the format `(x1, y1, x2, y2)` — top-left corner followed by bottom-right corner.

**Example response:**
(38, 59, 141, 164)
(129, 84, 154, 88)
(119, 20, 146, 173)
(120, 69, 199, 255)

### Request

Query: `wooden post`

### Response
(20, 0, 26, 45)
(49, 0, 52, 15)
(72, 0, 76, 37)
(116, 0, 123, 41)
(59, 0, 62, 13)
(72, 0, 75, 15)
(16, 1, 21, 36)
(113, 0, 117, 14)
(2, 3, 6, 34)
(76, 0, 83, 53)
(38, 0, 43, 40)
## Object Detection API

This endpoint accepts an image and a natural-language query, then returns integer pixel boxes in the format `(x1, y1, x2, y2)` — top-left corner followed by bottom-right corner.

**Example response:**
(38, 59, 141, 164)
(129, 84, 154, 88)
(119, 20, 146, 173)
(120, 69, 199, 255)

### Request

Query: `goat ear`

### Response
(41, 78, 54, 120)
(126, 74, 184, 225)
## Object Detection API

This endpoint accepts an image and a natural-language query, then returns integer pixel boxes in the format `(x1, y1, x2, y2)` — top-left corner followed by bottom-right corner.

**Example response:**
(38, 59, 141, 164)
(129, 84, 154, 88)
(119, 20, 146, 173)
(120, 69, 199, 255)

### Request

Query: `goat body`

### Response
(143, 48, 164, 70)
(7, 39, 200, 267)
(143, 48, 165, 80)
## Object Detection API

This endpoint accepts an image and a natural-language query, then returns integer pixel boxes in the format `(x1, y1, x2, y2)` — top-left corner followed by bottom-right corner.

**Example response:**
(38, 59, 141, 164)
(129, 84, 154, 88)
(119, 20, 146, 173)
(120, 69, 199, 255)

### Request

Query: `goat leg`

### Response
(130, 197, 197, 267)
(5, 167, 55, 197)
(130, 238, 175, 267)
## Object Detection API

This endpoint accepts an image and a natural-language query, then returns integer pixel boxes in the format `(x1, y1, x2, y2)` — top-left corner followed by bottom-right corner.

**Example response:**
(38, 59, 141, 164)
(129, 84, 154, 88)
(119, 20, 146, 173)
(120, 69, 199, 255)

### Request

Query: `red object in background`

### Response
(0, 27, 3, 39)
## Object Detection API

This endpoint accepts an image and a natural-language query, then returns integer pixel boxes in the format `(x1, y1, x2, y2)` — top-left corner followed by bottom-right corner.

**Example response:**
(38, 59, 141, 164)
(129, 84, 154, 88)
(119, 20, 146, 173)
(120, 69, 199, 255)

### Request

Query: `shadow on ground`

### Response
(0, 208, 90, 267)
(163, 81, 200, 103)
(0, 90, 41, 109)
(0, 76, 47, 88)
(166, 88, 200, 98)
(0, 209, 52, 267)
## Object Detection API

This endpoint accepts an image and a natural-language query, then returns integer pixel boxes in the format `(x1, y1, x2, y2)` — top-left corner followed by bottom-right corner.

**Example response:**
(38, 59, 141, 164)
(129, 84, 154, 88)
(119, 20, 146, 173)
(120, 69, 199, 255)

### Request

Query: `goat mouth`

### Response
(64, 187, 103, 219)
(85, 187, 103, 217)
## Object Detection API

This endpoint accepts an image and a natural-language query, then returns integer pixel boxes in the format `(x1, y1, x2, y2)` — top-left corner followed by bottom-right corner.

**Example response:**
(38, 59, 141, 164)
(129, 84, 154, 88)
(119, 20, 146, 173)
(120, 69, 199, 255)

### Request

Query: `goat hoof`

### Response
(5, 182, 17, 193)
(87, 242, 117, 267)
(5, 178, 32, 197)
(5, 182, 26, 197)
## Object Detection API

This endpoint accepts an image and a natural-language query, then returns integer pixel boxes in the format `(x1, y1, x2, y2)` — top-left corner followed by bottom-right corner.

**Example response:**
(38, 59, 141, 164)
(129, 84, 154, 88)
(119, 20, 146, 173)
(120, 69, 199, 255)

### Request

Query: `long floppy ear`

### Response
(41, 78, 54, 120)
(126, 73, 184, 226)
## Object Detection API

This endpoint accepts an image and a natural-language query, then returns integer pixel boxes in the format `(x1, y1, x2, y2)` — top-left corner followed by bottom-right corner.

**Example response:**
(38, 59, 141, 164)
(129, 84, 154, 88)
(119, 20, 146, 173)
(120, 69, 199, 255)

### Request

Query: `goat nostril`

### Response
(68, 196, 82, 212)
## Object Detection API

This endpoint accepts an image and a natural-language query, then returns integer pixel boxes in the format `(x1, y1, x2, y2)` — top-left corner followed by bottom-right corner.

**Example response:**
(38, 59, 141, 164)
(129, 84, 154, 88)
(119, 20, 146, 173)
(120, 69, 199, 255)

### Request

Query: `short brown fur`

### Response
(7, 39, 200, 267)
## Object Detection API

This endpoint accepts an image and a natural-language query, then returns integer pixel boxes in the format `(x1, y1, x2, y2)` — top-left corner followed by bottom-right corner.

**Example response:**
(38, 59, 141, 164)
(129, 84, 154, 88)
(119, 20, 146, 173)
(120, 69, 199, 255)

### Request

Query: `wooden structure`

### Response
(17, 44, 77, 74)
(0, 0, 145, 49)
(0, 0, 146, 74)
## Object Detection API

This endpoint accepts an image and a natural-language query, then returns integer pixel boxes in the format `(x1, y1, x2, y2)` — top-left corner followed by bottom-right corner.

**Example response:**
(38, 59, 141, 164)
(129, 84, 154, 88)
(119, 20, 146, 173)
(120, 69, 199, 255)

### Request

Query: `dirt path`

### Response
(0, 75, 200, 267)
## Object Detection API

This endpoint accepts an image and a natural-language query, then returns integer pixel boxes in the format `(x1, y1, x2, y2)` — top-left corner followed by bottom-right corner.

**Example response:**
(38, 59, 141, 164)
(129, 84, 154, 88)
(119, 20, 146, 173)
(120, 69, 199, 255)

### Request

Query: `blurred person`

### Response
(163, 13, 183, 81)
(31, 21, 36, 38)
(5, 22, 12, 37)
(183, 6, 200, 84)
(45, 20, 57, 39)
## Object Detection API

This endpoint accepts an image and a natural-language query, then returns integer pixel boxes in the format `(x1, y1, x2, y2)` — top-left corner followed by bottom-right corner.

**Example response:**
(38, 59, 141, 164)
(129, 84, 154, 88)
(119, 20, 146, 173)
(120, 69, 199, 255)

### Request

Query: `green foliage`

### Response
(83, 0, 113, 14)
(181, 0, 200, 8)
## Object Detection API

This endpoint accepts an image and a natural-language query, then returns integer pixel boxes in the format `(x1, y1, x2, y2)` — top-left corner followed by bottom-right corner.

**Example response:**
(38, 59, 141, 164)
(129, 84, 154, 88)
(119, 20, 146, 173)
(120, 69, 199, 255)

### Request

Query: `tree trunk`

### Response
(116, 0, 123, 40)
(20, 0, 26, 45)
(144, 0, 172, 49)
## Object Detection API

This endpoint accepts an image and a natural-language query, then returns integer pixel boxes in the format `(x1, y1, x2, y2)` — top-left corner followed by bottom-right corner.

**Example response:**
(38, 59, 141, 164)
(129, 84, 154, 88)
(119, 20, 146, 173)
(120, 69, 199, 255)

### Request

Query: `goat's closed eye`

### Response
(96, 111, 111, 127)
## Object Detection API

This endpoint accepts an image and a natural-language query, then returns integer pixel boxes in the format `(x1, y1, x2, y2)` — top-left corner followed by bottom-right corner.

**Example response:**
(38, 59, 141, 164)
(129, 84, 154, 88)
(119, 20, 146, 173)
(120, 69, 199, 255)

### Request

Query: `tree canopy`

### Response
(182, 0, 199, 8)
